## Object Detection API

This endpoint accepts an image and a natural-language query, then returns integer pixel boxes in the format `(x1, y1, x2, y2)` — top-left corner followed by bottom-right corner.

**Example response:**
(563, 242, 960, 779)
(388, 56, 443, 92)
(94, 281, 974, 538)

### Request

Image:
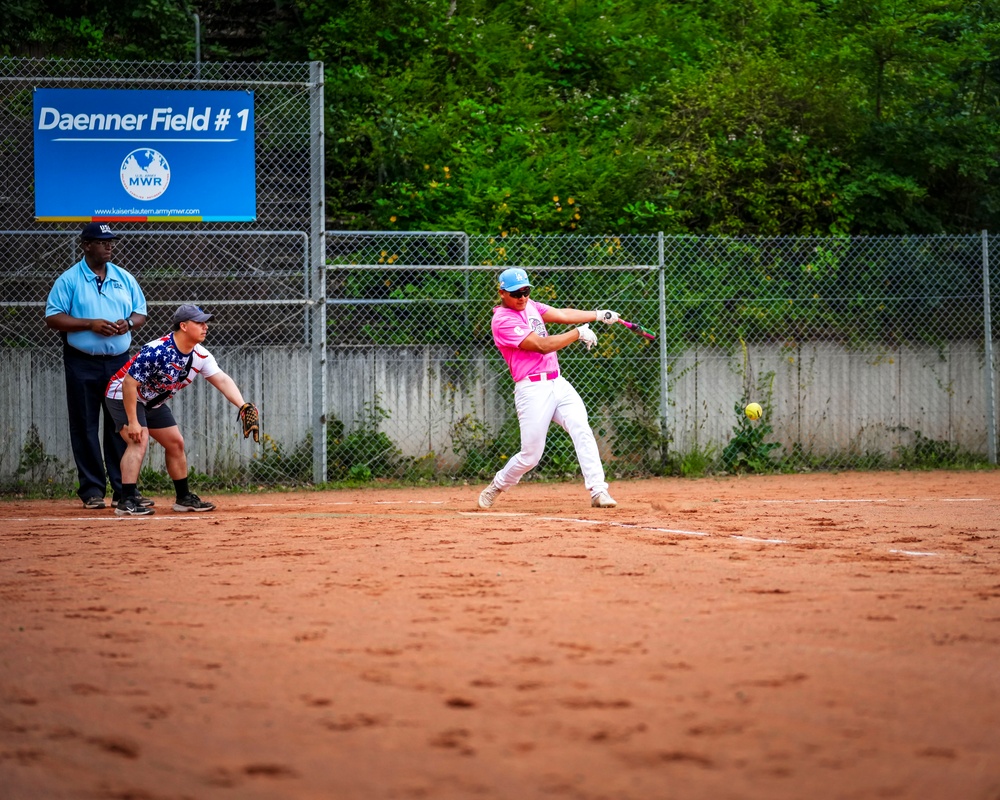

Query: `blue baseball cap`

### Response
(81, 222, 120, 240)
(498, 268, 531, 291)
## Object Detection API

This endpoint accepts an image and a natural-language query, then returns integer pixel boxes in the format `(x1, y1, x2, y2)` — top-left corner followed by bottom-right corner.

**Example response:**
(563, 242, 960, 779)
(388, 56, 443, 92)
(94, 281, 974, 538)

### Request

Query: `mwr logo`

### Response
(120, 148, 171, 201)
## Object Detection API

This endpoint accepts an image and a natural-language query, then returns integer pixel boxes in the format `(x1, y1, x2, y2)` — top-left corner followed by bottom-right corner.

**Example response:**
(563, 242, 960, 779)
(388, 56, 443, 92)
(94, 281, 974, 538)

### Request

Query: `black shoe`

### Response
(82, 496, 106, 509)
(172, 493, 216, 513)
(114, 497, 155, 517)
(112, 494, 155, 509)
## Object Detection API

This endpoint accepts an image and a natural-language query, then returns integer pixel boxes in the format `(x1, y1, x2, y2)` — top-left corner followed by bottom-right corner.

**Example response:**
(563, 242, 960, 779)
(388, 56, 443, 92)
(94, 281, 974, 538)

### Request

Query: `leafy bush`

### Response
(328, 397, 402, 481)
(893, 428, 987, 470)
(450, 411, 522, 479)
(722, 400, 782, 473)
(11, 424, 71, 490)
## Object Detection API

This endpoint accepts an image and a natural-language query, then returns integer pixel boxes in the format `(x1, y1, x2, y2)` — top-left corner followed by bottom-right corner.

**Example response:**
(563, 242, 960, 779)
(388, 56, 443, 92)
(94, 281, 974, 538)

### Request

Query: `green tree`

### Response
(4, 0, 999, 234)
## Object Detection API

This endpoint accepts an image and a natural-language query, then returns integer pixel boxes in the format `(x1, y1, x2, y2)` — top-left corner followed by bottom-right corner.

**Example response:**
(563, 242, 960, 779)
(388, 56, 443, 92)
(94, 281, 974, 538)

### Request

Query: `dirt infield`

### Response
(2, 471, 999, 800)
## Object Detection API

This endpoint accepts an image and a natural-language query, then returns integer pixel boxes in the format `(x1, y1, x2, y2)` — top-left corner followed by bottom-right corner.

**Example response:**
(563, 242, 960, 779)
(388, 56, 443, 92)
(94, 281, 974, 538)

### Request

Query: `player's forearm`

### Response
(544, 308, 598, 325)
(208, 373, 246, 408)
(123, 378, 140, 425)
(519, 329, 580, 354)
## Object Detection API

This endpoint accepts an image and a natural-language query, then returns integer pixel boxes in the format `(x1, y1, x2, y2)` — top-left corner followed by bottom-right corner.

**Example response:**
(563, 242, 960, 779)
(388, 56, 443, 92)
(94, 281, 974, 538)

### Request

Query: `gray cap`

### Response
(172, 304, 213, 324)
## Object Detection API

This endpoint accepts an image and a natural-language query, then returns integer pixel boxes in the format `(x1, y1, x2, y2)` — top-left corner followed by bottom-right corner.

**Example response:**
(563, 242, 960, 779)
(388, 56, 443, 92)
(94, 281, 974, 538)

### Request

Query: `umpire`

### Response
(44, 222, 149, 510)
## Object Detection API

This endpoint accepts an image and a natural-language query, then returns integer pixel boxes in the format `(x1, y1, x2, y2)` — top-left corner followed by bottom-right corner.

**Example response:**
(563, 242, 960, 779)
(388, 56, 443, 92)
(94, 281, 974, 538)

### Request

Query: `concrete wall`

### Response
(1, 341, 996, 484)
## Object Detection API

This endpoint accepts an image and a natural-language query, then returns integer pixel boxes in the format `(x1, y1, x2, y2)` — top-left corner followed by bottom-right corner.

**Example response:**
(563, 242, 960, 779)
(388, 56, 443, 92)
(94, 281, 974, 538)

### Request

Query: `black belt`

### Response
(64, 344, 126, 361)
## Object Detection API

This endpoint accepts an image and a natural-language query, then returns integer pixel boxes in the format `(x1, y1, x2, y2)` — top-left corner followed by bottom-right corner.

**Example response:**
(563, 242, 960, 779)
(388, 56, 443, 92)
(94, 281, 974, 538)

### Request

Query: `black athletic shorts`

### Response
(105, 397, 177, 431)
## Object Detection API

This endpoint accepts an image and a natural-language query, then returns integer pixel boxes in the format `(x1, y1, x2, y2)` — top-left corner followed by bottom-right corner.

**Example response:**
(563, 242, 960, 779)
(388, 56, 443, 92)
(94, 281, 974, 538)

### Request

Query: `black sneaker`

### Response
(172, 493, 216, 513)
(114, 497, 155, 517)
(82, 496, 106, 509)
(112, 494, 155, 509)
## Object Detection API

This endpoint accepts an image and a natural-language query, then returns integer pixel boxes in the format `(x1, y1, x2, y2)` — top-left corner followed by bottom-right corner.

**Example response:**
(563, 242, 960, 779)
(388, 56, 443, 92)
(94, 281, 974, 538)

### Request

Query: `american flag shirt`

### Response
(106, 333, 220, 408)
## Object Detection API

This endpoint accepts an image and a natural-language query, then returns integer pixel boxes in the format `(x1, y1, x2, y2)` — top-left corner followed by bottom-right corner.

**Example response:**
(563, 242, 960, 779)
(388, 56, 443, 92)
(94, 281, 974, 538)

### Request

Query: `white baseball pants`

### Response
(491, 375, 608, 496)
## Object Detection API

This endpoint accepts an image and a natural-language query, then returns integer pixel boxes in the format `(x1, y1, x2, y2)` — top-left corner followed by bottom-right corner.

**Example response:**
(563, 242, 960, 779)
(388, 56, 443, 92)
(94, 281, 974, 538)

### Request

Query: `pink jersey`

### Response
(491, 300, 560, 382)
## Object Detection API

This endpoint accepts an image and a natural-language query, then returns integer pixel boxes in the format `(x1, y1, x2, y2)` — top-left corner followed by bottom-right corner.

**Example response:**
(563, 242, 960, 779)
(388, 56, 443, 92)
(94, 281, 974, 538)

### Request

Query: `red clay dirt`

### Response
(1, 471, 999, 800)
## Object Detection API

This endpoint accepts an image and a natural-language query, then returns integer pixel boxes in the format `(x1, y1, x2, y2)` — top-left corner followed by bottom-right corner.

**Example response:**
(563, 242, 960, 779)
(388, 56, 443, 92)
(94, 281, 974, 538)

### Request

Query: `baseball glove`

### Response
(239, 402, 260, 443)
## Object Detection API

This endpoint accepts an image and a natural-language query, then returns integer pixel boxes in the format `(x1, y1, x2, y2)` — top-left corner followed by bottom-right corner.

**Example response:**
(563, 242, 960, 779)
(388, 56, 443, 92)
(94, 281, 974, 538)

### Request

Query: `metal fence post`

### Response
(310, 61, 327, 483)
(983, 230, 997, 465)
(657, 231, 669, 456)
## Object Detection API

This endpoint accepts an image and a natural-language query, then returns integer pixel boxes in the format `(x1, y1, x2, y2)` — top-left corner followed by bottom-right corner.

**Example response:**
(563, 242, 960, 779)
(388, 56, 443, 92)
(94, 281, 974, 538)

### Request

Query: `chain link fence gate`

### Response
(1, 59, 998, 495)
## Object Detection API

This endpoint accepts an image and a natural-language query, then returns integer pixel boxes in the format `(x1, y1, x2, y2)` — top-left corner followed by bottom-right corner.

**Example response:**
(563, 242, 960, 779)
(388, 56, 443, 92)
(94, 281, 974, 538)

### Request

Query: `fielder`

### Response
(478, 268, 620, 510)
(104, 304, 259, 516)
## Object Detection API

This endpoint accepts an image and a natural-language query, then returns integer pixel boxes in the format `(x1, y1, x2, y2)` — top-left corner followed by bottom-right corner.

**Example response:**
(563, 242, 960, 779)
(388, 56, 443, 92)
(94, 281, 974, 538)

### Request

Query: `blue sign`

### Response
(33, 88, 256, 222)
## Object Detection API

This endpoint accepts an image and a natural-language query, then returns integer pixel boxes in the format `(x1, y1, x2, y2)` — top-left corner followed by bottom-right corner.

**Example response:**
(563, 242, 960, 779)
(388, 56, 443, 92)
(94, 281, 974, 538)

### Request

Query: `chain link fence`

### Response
(3, 228, 997, 489)
(1, 58, 997, 494)
(319, 232, 997, 487)
(0, 57, 325, 491)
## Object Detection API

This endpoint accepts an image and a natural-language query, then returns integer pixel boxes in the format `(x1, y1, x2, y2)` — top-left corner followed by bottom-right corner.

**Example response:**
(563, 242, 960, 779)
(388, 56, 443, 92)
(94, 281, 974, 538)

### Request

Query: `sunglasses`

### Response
(506, 288, 531, 299)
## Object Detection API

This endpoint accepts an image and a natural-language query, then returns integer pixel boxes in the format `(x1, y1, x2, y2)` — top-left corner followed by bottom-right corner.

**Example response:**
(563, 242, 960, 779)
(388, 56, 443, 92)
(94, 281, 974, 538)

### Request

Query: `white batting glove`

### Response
(577, 323, 597, 351)
(595, 309, 619, 325)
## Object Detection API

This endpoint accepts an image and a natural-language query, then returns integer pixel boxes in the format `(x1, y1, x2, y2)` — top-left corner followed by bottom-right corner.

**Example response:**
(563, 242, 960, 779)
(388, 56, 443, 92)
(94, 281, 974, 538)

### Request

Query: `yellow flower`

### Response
(424, 164, 430, 170)
(390, 216, 397, 223)
(553, 196, 559, 202)
(568, 198, 575, 205)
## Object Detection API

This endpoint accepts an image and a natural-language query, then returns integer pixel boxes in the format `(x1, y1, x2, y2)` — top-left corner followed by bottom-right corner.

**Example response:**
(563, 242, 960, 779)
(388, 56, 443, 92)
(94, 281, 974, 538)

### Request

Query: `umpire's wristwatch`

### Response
(126, 318, 134, 330)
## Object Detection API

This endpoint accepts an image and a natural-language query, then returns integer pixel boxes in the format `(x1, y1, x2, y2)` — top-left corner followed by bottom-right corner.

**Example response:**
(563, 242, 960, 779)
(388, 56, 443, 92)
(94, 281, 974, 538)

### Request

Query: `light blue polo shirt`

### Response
(45, 259, 148, 356)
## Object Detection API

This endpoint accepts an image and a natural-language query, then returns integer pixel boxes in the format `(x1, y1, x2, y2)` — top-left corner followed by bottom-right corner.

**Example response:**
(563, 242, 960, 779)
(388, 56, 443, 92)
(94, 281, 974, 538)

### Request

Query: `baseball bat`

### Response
(618, 318, 656, 341)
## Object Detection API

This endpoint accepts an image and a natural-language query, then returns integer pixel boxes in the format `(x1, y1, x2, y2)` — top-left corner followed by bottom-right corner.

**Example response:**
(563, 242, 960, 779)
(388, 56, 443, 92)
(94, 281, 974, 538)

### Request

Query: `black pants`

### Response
(63, 345, 129, 502)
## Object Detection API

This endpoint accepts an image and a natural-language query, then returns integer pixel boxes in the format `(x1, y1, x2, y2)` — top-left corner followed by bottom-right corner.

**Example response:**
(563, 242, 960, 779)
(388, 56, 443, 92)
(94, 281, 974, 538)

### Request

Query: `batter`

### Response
(478, 268, 620, 510)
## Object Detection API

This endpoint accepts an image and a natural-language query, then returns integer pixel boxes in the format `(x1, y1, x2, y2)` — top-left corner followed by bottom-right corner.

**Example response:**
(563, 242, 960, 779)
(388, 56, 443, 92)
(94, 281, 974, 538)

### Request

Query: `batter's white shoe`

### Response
(591, 491, 618, 508)
(478, 481, 501, 509)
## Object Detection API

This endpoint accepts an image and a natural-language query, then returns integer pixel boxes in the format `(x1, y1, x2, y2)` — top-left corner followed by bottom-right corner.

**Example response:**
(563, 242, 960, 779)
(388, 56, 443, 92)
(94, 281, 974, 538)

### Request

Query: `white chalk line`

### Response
(753, 497, 987, 504)
(0, 515, 206, 523)
(8, 495, 979, 559)
(533, 517, 949, 556)
(539, 516, 713, 538)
